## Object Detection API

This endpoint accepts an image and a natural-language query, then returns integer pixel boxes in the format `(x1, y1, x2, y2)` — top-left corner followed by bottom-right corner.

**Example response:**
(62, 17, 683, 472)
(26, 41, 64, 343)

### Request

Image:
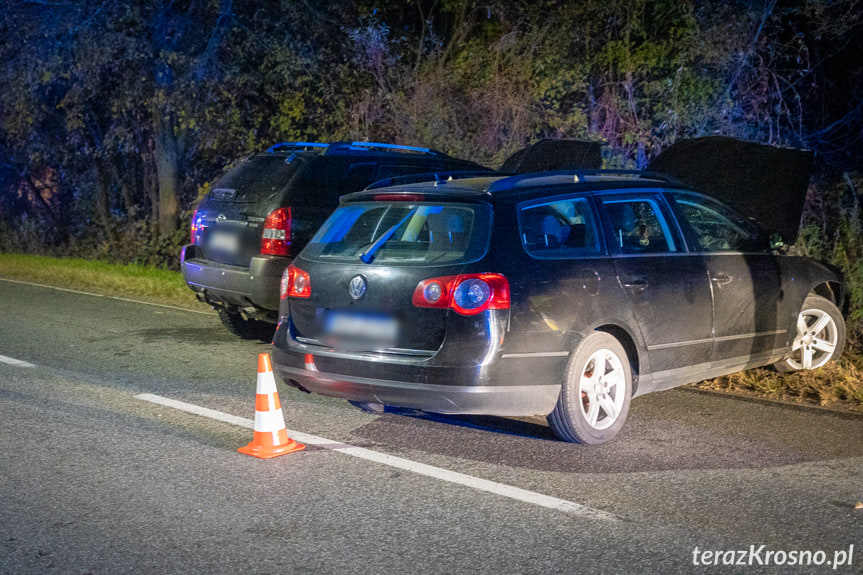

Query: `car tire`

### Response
(774, 294, 845, 372)
(547, 332, 632, 444)
(218, 308, 276, 342)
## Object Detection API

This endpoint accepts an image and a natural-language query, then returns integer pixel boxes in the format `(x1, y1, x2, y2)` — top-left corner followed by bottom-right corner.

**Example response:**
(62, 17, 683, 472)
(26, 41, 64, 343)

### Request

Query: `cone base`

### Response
(238, 439, 306, 459)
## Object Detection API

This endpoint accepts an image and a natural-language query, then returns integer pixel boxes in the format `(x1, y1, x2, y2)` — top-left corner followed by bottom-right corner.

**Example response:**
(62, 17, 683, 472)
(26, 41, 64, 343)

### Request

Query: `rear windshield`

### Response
(303, 202, 492, 265)
(211, 155, 301, 202)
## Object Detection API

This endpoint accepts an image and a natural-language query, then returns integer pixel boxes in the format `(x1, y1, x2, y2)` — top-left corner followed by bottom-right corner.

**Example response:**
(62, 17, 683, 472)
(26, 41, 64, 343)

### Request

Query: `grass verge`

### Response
(0, 252, 211, 311)
(1, 252, 860, 411)
(695, 350, 863, 412)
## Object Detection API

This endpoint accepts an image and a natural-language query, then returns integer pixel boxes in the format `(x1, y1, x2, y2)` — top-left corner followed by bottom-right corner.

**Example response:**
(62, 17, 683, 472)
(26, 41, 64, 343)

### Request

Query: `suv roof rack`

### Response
(488, 169, 683, 193)
(265, 141, 447, 157)
(266, 142, 330, 154)
(326, 141, 442, 156)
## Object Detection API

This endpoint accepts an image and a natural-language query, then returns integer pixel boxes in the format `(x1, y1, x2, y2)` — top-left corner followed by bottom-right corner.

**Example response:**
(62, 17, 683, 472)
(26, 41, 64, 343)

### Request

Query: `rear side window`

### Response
(341, 163, 376, 193)
(212, 155, 300, 202)
(373, 164, 449, 179)
(304, 202, 491, 265)
(518, 197, 601, 259)
(342, 163, 468, 194)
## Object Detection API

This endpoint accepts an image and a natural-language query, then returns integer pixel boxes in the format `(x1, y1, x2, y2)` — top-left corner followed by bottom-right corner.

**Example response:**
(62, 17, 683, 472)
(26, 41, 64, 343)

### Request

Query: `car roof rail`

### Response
(266, 142, 330, 154)
(488, 169, 683, 193)
(326, 141, 443, 156)
(365, 170, 497, 190)
(582, 169, 684, 184)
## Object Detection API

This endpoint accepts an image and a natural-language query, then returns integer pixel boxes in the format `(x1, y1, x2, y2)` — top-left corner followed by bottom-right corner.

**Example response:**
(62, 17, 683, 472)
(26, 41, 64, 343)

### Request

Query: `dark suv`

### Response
(181, 141, 490, 338)
(271, 138, 847, 444)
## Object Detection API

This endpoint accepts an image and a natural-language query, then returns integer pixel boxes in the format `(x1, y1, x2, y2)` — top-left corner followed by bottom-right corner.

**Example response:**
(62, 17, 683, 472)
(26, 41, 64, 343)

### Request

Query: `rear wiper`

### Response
(359, 208, 417, 264)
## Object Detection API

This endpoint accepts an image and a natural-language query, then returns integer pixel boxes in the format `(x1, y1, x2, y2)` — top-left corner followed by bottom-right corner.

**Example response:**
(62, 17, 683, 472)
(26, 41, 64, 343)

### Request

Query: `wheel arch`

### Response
(593, 324, 642, 396)
(810, 281, 847, 317)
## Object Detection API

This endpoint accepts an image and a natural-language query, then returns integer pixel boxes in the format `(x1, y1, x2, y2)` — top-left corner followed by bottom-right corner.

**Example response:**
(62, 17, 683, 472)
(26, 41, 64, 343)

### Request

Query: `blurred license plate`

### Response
(208, 231, 238, 252)
(325, 311, 398, 342)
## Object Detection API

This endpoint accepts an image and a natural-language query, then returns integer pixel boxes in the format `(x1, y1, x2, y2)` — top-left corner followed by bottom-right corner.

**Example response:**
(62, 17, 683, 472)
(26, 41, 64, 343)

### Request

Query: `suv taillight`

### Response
(412, 274, 509, 316)
(190, 209, 204, 244)
(282, 265, 311, 299)
(261, 207, 292, 255)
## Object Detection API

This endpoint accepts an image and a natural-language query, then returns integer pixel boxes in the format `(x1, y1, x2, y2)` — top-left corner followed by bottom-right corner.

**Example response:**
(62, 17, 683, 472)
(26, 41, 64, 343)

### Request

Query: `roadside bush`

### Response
(797, 173, 863, 349)
(0, 211, 190, 272)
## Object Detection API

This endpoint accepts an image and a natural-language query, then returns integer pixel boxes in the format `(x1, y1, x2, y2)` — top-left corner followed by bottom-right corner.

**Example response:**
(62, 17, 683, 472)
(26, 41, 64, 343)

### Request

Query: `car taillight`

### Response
(190, 209, 204, 244)
(282, 265, 310, 299)
(412, 273, 509, 316)
(261, 207, 292, 255)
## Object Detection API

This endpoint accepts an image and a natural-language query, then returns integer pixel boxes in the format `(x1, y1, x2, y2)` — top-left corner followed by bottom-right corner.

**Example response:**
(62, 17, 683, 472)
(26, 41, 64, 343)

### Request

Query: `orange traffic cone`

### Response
(304, 353, 318, 371)
(238, 353, 306, 459)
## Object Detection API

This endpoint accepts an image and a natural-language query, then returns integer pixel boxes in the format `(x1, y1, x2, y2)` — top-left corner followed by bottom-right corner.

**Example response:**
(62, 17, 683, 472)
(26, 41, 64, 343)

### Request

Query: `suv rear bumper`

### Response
(181, 244, 289, 317)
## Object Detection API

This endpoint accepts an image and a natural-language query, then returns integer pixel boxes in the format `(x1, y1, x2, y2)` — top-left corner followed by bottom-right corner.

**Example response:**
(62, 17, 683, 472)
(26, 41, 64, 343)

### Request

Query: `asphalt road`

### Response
(1, 278, 862, 574)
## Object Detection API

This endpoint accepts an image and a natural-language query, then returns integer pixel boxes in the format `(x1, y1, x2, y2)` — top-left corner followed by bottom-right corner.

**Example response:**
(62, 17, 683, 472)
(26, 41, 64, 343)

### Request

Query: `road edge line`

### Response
(135, 392, 618, 521)
(0, 354, 36, 368)
(0, 277, 214, 315)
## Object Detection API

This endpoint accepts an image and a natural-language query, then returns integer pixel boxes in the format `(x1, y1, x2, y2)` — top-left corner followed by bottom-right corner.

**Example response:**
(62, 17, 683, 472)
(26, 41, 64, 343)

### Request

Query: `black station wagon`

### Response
(271, 139, 847, 444)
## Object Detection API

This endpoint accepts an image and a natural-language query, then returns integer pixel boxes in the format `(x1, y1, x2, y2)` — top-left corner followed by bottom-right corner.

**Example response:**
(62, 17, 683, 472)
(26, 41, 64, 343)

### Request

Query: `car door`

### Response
(597, 192, 714, 382)
(667, 191, 790, 365)
(509, 193, 621, 347)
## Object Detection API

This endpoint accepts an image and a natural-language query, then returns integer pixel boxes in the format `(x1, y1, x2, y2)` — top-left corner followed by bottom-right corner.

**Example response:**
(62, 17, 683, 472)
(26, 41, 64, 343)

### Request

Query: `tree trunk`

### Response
(94, 159, 118, 242)
(153, 109, 180, 238)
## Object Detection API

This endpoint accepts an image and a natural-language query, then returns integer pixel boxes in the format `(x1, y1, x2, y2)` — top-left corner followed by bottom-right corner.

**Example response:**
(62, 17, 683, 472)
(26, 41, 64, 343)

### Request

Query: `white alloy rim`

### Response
(577, 348, 626, 430)
(787, 308, 838, 370)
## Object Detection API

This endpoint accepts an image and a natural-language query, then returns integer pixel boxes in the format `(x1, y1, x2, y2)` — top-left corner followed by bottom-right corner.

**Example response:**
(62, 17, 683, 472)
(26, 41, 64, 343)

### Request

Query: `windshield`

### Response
(303, 202, 492, 265)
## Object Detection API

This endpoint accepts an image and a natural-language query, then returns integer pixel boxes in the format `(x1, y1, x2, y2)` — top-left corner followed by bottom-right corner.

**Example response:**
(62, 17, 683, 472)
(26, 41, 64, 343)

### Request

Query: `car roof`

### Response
(332, 136, 812, 242)
(344, 170, 688, 204)
(257, 141, 488, 177)
(264, 141, 463, 160)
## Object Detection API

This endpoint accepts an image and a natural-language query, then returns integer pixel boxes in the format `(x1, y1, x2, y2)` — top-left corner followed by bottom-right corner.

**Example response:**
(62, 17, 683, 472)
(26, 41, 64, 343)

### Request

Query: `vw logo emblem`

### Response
(349, 275, 367, 300)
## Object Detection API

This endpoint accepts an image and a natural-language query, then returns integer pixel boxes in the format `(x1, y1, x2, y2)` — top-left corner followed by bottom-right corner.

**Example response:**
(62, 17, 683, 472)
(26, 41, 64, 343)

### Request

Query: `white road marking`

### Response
(135, 393, 616, 520)
(0, 277, 214, 315)
(0, 354, 36, 368)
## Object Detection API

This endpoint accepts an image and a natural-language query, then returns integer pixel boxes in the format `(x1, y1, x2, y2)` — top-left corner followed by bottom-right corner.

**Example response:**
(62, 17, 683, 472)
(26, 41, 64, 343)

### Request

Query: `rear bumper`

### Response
(271, 321, 562, 416)
(181, 244, 290, 315)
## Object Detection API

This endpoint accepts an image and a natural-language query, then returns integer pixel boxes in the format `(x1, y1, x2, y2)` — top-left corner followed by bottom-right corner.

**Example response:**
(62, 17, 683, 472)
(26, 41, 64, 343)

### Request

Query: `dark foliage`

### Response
(1, 1, 861, 338)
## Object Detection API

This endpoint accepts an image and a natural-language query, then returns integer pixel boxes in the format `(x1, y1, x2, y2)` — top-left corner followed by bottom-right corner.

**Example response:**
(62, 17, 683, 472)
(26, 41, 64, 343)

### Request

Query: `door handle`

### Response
(711, 274, 732, 286)
(621, 278, 649, 294)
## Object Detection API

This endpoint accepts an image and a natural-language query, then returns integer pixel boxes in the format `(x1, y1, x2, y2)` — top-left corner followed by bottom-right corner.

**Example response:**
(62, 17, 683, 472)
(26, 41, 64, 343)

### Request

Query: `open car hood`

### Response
(500, 139, 603, 174)
(647, 137, 813, 243)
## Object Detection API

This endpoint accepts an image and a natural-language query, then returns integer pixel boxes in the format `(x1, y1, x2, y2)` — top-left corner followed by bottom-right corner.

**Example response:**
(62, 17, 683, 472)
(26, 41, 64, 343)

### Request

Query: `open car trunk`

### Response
(647, 136, 814, 243)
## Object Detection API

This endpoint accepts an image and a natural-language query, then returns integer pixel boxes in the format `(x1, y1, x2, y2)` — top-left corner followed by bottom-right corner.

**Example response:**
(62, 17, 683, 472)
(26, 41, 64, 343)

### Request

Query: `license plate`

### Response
(325, 311, 399, 343)
(208, 231, 239, 252)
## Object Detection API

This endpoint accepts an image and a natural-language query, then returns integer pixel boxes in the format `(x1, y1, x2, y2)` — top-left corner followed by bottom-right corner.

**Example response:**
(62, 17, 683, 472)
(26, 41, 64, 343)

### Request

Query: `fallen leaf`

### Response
(855, 502, 863, 509)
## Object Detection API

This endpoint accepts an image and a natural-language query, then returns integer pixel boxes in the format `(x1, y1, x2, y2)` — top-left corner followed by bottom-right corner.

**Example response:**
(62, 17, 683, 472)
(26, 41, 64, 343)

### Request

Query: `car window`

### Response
(304, 202, 491, 265)
(519, 197, 601, 258)
(670, 193, 766, 253)
(602, 198, 678, 253)
(343, 163, 465, 194)
(212, 155, 301, 201)
(374, 164, 441, 179)
(341, 163, 376, 193)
